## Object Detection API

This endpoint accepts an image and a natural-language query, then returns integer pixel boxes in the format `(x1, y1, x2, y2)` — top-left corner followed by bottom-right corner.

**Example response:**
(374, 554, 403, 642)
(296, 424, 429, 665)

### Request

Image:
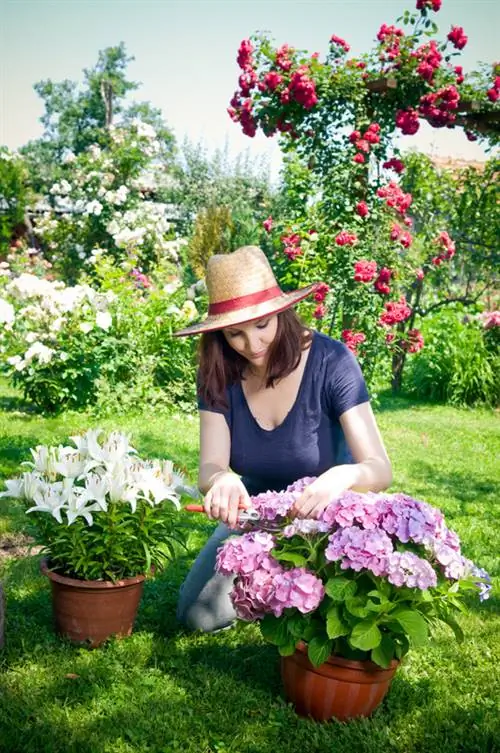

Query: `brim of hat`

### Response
(173, 283, 319, 337)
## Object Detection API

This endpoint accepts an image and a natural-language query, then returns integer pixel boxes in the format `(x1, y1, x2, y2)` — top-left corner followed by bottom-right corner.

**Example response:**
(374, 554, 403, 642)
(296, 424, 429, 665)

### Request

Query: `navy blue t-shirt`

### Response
(198, 332, 370, 495)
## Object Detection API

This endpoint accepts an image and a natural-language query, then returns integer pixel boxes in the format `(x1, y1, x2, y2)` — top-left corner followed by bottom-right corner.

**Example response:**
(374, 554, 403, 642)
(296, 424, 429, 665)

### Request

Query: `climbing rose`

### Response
(416, 0, 441, 10)
(415, 268, 425, 280)
(342, 330, 366, 356)
(275, 44, 293, 71)
(313, 303, 326, 320)
(289, 67, 318, 109)
(355, 201, 369, 218)
(353, 153, 365, 164)
(349, 130, 361, 143)
(354, 259, 377, 282)
(383, 158, 405, 174)
(454, 65, 465, 85)
(374, 267, 392, 295)
(448, 26, 468, 50)
(263, 216, 273, 233)
(419, 85, 460, 128)
(487, 88, 499, 102)
(400, 231, 413, 248)
(395, 108, 420, 135)
(237, 39, 254, 70)
(406, 329, 424, 353)
(336, 230, 358, 246)
(313, 282, 330, 302)
(330, 34, 350, 53)
(262, 71, 283, 91)
(379, 296, 412, 326)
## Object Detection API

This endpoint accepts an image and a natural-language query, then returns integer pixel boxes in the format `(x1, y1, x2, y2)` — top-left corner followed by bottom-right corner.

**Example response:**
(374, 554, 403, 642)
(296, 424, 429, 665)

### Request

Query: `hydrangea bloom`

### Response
(386, 551, 437, 589)
(215, 531, 276, 576)
(325, 525, 394, 576)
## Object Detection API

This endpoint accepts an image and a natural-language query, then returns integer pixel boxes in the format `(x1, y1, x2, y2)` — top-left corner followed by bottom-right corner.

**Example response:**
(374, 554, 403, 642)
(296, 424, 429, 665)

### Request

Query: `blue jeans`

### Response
(176, 523, 238, 632)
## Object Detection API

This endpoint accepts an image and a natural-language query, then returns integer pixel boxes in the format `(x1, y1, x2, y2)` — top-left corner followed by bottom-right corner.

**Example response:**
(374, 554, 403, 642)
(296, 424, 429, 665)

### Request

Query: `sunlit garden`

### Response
(0, 0, 498, 750)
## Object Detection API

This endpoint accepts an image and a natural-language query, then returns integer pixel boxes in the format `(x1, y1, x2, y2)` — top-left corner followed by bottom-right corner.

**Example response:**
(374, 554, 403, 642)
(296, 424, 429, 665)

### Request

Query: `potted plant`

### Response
(0, 429, 189, 646)
(215, 478, 491, 721)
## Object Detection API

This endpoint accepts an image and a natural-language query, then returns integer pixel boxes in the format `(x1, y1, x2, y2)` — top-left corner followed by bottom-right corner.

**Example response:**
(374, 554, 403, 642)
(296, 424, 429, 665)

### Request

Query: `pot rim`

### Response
(40, 558, 146, 589)
(295, 640, 400, 672)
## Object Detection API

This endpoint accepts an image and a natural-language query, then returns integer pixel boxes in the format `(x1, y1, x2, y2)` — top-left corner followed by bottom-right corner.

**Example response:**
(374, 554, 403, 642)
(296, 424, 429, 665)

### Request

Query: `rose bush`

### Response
(216, 478, 491, 668)
(230, 0, 499, 392)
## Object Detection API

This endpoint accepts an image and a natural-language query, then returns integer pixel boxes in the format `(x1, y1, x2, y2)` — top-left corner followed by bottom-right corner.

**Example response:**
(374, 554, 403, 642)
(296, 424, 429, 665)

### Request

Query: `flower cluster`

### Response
(487, 68, 500, 102)
(477, 310, 500, 330)
(349, 123, 381, 164)
(413, 41, 442, 83)
(341, 330, 366, 356)
(395, 107, 420, 135)
(216, 479, 491, 668)
(390, 222, 413, 248)
(377, 182, 413, 216)
(379, 295, 412, 326)
(313, 282, 330, 302)
(354, 259, 377, 283)
(374, 267, 393, 295)
(447, 26, 468, 50)
(377, 24, 405, 64)
(405, 328, 425, 353)
(335, 230, 358, 246)
(355, 201, 370, 218)
(432, 230, 456, 265)
(383, 158, 405, 174)
(330, 34, 350, 54)
(281, 232, 302, 260)
(419, 85, 460, 128)
(416, 0, 441, 11)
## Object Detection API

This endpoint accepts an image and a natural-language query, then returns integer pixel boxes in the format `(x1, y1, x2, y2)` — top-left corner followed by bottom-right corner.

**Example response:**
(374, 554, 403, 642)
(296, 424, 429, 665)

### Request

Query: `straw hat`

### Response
(174, 245, 318, 337)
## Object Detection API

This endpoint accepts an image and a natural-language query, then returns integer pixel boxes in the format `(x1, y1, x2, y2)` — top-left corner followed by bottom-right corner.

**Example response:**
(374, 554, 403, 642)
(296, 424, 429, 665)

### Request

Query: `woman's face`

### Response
(222, 314, 279, 366)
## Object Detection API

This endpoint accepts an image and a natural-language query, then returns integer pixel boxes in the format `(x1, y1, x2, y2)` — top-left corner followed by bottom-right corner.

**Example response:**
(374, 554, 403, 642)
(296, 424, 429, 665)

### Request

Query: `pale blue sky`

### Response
(1, 0, 498, 177)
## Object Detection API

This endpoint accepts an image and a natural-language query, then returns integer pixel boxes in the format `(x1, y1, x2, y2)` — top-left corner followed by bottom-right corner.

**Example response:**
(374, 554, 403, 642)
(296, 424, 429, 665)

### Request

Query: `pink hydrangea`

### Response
(269, 567, 325, 616)
(386, 551, 437, 589)
(231, 558, 284, 620)
(320, 490, 381, 530)
(325, 526, 394, 577)
(215, 530, 276, 576)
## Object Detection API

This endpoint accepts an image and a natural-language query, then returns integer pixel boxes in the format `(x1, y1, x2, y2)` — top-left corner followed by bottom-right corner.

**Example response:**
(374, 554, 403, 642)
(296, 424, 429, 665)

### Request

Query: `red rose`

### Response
(342, 329, 366, 356)
(355, 139, 370, 153)
(237, 39, 254, 70)
(383, 158, 405, 174)
(355, 201, 369, 218)
(487, 88, 499, 102)
(263, 216, 273, 233)
(378, 296, 412, 326)
(353, 153, 365, 164)
(330, 35, 350, 53)
(349, 130, 361, 144)
(406, 329, 424, 353)
(447, 26, 468, 50)
(313, 282, 330, 302)
(354, 259, 377, 282)
(313, 303, 326, 320)
(395, 108, 420, 135)
(400, 231, 413, 248)
(415, 268, 425, 280)
(335, 231, 358, 247)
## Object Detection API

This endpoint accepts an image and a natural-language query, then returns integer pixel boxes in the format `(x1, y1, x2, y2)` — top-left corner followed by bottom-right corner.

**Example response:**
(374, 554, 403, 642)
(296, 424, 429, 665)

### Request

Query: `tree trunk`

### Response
(391, 347, 407, 393)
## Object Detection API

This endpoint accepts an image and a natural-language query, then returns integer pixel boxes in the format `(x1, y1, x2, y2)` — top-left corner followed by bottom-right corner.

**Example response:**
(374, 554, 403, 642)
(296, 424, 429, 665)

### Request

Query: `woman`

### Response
(175, 245, 392, 632)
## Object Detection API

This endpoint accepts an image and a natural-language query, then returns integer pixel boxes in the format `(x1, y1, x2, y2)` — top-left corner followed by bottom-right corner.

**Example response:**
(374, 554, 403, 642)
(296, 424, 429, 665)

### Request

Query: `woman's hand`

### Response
(291, 465, 358, 519)
(204, 471, 251, 529)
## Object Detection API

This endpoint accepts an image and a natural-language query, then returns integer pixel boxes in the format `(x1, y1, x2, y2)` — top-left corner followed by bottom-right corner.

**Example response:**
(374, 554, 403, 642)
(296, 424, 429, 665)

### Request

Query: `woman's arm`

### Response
(292, 401, 392, 518)
(198, 410, 251, 527)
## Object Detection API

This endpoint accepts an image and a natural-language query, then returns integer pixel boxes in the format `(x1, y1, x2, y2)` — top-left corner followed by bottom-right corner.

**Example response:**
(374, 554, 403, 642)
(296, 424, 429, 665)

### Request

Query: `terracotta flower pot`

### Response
(281, 641, 399, 722)
(40, 559, 145, 647)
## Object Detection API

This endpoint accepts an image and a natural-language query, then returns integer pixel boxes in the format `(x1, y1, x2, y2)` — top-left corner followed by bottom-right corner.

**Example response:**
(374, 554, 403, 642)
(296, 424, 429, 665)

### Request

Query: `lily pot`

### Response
(281, 641, 399, 722)
(40, 558, 145, 647)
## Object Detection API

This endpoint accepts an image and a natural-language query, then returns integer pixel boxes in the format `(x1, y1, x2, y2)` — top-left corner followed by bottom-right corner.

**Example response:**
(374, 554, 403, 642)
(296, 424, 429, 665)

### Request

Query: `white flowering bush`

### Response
(0, 262, 200, 413)
(0, 429, 191, 580)
(31, 120, 182, 281)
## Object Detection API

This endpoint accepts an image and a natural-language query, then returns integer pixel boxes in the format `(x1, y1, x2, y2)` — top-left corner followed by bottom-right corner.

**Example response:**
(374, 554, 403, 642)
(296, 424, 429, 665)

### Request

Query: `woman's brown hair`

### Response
(197, 309, 312, 409)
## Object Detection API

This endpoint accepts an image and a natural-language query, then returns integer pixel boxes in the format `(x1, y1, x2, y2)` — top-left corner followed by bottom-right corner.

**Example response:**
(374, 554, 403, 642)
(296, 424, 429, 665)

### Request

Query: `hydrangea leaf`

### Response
(271, 550, 308, 567)
(391, 608, 428, 646)
(371, 634, 395, 668)
(307, 636, 333, 667)
(350, 619, 382, 651)
(326, 605, 350, 639)
(325, 576, 357, 601)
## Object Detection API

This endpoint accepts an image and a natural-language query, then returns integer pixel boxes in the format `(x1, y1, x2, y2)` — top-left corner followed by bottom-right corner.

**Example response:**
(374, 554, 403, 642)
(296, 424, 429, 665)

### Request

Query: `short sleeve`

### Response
(325, 343, 370, 420)
(197, 370, 232, 429)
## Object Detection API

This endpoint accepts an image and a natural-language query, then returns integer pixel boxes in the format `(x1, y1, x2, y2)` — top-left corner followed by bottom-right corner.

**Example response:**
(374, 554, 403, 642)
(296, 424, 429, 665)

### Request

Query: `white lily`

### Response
(0, 477, 25, 499)
(26, 486, 66, 524)
(55, 449, 88, 479)
(81, 473, 109, 512)
(132, 464, 180, 509)
(23, 445, 60, 479)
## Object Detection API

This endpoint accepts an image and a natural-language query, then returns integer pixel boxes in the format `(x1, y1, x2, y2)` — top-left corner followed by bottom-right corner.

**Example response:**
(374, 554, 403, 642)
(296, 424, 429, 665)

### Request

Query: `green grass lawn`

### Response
(0, 379, 499, 753)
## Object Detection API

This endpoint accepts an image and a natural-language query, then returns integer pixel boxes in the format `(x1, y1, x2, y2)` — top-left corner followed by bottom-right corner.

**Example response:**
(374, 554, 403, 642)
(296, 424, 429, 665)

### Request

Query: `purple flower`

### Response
(386, 551, 437, 589)
(320, 490, 381, 530)
(231, 558, 284, 620)
(325, 525, 393, 576)
(269, 567, 324, 616)
(215, 531, 276, 576)
(468, 563, 492, 602)
(251, 489, 296, 521)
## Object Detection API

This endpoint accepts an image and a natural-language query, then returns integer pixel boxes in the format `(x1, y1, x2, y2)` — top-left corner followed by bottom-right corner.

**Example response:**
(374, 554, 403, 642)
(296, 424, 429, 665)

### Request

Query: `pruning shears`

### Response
(184, 503, 281, 531)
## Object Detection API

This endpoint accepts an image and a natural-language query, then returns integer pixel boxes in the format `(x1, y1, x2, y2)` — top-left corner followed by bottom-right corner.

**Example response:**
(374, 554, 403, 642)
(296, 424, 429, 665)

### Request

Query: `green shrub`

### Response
(405, 308, 499, 407)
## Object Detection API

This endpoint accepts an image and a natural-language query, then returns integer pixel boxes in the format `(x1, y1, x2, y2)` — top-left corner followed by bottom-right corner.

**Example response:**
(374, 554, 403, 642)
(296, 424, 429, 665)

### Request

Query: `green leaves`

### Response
(350, 619, 382, 651)
(271, 550, 308, 567)
(390, 608, 428, 647)
(326, 606, 350, 639)
(307, 636, 333, 668)
(371, 634, 395, 669)
(325, 576, 357, 601)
